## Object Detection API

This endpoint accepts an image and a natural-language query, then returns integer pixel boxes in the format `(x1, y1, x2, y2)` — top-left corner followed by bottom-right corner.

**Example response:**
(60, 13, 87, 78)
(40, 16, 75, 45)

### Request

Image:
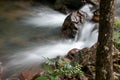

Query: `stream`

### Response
(0, 1, 120, 79)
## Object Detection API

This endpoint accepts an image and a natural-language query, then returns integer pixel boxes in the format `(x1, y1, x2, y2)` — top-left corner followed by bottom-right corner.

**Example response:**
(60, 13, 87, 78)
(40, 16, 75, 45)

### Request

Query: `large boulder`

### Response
(61, 11, 86, 39)
(61, 13, 79, 39)
(61, 4, 95, 39)
(71, 43, 120, 80)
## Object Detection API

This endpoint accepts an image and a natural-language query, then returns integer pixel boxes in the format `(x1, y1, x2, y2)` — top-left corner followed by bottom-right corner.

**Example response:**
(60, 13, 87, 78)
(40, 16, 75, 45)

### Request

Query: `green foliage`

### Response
(114, 20, 120, 50)
(52, 58, 83, 77)
(114, 40, 120, 50)
(114, 20, 120, 28)
(114, 31, 120, 42)
(114, 31, 120, 50)
(36, 58, 83, 80)
(35, 76, 49, 80)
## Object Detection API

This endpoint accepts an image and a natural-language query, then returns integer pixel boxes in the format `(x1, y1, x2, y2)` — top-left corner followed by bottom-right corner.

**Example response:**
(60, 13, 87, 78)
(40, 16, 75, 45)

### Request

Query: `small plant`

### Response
(114, 20, 120, 28)
(114, 31, 120, 42)
(35, 58, 83, 80)
(114, 20, 120, 50)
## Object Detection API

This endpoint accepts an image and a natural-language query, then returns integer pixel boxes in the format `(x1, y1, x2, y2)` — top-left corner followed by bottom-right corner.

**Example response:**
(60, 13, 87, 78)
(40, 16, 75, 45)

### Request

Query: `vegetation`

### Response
(114, 20, 120, 50)
(35, 58, 83, 80)
(114, 33, 120, 50)
(115, 20, 120, 28)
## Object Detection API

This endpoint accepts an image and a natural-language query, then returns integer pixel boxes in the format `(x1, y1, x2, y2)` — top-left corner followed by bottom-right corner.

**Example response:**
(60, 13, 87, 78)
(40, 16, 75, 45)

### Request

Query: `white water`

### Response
(24, 6, 67, 27)
(5, 5, 98, 68)
(2, 1, 120, 79)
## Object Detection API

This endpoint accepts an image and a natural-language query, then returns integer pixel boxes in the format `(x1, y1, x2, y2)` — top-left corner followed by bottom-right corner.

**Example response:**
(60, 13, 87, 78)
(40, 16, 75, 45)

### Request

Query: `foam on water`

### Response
(6, 4, 98, 70)
(7, 23, 98, 67)
(24, 6, 67, 27)
(2, 2, 120, 79)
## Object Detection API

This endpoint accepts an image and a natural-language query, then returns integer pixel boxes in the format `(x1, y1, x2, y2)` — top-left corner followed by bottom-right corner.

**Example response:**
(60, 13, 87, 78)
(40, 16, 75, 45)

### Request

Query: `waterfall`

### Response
(2, 4, 98, 79)
(5, 4, 98, 68)
(1, 1, 120, 79)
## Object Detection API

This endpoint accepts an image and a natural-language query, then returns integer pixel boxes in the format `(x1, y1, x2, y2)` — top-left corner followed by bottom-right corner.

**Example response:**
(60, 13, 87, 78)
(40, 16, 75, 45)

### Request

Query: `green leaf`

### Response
(44, 65, 52, 73)
(115, 20, 120, 28)
(35, 76, 48, 80)
(49, 76, 56, 80)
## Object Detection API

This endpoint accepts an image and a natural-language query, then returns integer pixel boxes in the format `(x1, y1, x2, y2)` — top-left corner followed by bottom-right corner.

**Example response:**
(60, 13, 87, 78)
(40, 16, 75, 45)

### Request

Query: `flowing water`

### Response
(0, 2, 98, 79)
(1, 1, 120, 79)
(10, 4, 98, 65)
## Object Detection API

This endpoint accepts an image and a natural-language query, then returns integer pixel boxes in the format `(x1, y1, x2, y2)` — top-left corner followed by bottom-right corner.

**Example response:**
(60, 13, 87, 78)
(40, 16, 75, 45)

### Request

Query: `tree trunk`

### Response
(95, 0, 115, 80)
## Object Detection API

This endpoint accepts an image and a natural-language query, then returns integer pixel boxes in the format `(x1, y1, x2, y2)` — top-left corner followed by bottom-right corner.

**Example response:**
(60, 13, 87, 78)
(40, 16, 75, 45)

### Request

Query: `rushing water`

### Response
(0, 2, 98, 79)
(1, 1, 120, 79)
(9, 4, 98, 65)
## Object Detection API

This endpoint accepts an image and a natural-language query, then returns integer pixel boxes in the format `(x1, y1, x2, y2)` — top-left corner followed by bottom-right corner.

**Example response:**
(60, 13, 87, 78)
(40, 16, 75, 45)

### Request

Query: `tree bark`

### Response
(95, 0, 115, 80)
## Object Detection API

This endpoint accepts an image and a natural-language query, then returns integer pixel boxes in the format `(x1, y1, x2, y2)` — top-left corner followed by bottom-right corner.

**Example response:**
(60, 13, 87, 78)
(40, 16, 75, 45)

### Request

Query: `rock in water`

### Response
(61, 4, 94, 40)
(92, 9, 99, 22)
(65, 48, 80, 60)
(61, 11, 86, 39)
(61, 13, 78, 39)
(61, 10, 87, 39)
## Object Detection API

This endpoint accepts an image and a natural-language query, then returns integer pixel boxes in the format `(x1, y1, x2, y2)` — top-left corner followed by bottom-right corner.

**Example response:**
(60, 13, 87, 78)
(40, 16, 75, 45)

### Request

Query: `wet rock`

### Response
(92, 16, 99, 22)
(61, 11, 86, 39)
(74, 47, 94, 66)
(62, 4, 98, 40)
(21, 70, 43, 80)
(72, 43, 120, 79)
(68, 48, 80, 55)
(31, 73, 41, 80)
(21, 71, 29, 80)
(61, 13, 78, 39)
(92, 9, 99, 22)
(20, 66, 41, 80)
(65, 48, 80, 60)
